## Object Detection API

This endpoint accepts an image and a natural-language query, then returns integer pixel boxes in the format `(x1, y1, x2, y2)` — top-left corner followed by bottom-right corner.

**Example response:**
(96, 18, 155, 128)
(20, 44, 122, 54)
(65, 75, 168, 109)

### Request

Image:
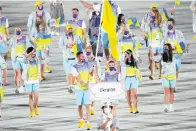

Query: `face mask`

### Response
(68, 32, 73, 36)
(151, 16, 156, 20)
(124, 31, 129, 35)
(80, 59, 85, 62)
(32, 55, 36, 58)
(36, 21, 41, 25)
(86, 52, 91, 56)
(95, 11, 100, 16)
(16, 31, 21, 35)
(168, 25, 173, 30)
(104, 107, 112, 114)
(109, 67, 116, 71)
(121, 19, 126, 24)
(73, 14, 78, 19)
(38, 6, 44, 11)
(163, 49, 169, 53)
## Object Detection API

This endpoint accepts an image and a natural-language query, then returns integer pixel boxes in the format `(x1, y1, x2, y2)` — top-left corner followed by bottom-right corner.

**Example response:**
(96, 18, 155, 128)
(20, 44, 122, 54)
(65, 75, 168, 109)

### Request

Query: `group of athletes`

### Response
(0, 0, 195, 130)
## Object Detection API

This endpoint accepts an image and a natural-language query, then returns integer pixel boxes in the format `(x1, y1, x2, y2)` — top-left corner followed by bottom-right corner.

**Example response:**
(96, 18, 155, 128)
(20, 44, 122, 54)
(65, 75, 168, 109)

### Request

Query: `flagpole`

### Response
(174, 4, 176, 9)
(95, 1, 111, 131)
(95, 0, 105, 76)
(95, 0, 104, 59)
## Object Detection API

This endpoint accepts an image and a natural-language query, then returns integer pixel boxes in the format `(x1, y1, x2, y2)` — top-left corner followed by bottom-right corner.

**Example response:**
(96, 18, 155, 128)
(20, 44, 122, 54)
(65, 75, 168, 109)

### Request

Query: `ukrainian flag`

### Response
(33, 34, 52, 50)
(176, 42, 186, 53)
(162, 8, 170, 22)
(127, 17, 140, 28)
(56, 16, 65, 26)
(101, 0, 119, 60)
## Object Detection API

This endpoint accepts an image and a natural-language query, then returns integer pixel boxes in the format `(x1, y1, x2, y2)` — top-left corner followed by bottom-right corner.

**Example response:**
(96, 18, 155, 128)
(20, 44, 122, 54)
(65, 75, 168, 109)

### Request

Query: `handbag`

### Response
(164, 74, 176, 80)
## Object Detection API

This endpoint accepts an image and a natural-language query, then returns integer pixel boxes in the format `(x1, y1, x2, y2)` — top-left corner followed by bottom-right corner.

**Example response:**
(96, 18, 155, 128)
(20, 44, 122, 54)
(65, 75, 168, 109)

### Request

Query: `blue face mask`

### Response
(109, 67, 116, 71)
(86, 52, 91, 56)
(124, 31, 129, 35)
(73, 14, 78, 19)
(163, 49, 169, 53)
(151, 16, 156, 20)
(38, 6, 44, 10)
(168, 25, 173, 30)
(36, 21, 41, 25)
(16, 31, 21, 35)
(68, 32, 73, 36)
(121, 19, 126, 24)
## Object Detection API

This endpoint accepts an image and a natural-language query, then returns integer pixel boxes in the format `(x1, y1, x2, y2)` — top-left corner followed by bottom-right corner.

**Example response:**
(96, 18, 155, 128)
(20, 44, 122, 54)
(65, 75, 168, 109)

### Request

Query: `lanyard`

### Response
(73, 19, 82, 27)
(167, 31, 176, 41)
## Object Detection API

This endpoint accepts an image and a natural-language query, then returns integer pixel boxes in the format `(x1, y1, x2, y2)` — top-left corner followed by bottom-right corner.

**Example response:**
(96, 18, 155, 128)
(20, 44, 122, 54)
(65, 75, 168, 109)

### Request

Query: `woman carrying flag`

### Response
(144, 6, 165, 80)
(27, 0, 52, 74)
(29, 16, 51, 81)
(161, 43, 176, 112)
(162, 18, 186, 92)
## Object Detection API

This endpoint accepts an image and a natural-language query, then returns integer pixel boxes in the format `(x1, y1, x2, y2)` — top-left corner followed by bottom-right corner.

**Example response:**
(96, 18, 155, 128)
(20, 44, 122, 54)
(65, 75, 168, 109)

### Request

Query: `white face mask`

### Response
(104, 107, 112, 114)
(95, 11, 100, 16)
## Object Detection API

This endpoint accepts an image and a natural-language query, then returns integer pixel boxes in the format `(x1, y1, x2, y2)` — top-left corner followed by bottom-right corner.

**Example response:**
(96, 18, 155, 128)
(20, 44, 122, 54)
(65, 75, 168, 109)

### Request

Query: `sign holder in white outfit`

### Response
(89, 82, 125, 131)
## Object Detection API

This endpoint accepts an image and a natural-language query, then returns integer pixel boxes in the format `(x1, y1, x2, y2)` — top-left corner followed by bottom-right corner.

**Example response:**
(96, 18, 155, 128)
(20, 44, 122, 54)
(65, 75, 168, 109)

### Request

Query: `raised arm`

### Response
(80, 0, 94, 9)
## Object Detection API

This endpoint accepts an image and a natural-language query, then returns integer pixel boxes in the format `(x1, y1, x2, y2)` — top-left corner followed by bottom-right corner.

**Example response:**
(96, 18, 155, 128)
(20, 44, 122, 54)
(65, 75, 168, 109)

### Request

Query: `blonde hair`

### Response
(153, 9, 162, 26)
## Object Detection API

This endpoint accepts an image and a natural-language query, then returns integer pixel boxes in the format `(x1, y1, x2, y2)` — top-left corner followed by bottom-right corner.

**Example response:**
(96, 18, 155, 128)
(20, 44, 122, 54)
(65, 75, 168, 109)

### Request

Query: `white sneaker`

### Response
(51, 31, 55, 36)
(19, 86, 25, 93)
(169, 107, 175, 112)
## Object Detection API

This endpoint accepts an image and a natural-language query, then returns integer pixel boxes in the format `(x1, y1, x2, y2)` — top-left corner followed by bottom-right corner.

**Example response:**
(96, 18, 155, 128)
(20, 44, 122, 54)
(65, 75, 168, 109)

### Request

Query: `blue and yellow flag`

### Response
(127, 17, 140, 28)
(101, 0, 119, 60)
(162, 8, 170, 22)
(33, 34, 52, 50)
(56, 16, 65, 26)
(38, 34, 52, 44)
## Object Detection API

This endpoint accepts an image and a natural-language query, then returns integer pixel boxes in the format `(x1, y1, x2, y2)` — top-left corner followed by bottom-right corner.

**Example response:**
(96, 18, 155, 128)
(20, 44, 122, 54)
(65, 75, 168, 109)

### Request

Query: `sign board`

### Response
(89, 82, 125, 101)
